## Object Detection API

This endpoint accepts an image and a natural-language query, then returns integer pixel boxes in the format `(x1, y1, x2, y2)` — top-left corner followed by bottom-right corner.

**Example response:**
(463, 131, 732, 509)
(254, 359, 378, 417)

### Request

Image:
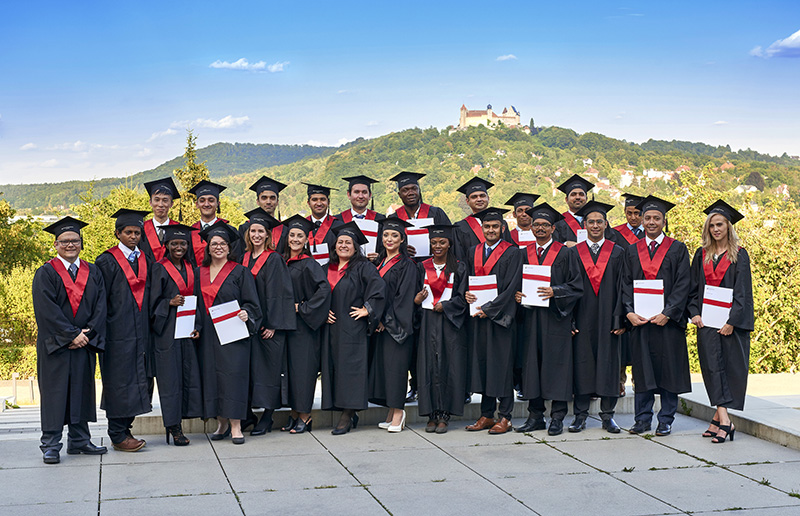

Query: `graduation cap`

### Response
(557, 174, 595, 196)
(244, 207, 282, 230)
(249, 176, 287, 196)
(380, 216, 413, 235)
(427, 224, 455, 242)
(704, 199, 744, 225)
(188, 179, 226, 199)
(143, 177, 180, 199)
(111, 208, 148, 230)
(342, 175, 379, 191)
(333, 221, 369, 246)
(282, 214, 315, 236)
(456, 177, 494, 196)
(636, 195, 675, 216)
(302, 182, 336, 198)
(43, 216, 88, 238)
(389, 171, 425, 188)
(505, 192, 540, 210)
(199, 220, 240, 243)
(622, 193, 645, 208)
(526, 203, 564, 224)
(473, 206, 509, 222)
(575, 200, 615, 220)
(161, 223, 197, 243)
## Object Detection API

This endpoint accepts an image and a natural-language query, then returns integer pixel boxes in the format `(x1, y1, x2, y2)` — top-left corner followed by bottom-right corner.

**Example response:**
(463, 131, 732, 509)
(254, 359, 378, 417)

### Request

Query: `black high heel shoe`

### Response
(702, 418, 720, 438)
(711, 423, 735, 443)
(291, 417, 313, 434)
(282, 416, 297, 432)
(251, 410, 274, 436)
(332, 411, 358, 435)
(166, 425, 190, 446)
(210, 424, 231, 441)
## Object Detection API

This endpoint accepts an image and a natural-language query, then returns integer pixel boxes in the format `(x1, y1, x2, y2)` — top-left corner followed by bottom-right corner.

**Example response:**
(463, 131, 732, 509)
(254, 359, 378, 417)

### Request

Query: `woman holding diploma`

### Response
(280, 215, 331, 434)
(369, 217, 416, 433)
(198, 221, 262, 445)
(322, 222, 385, 435)
(149, 224, 203, 446)
(414, 225, 468, 433)
(688, 200, 753, 443)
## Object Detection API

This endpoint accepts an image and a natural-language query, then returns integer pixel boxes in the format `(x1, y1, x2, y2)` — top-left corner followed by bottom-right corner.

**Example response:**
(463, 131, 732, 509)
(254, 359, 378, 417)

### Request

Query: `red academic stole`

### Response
(308, 215, 335, 245)
(526, 241, 564, 266)
(635, 237, 674, 280)
(613, 224, 640, 245)
(509, 228, 535, 247)
(143, 219, 177, 262)
(396, 203, 431, 220)
(157, 258, 194, 296)
(107, 246, 147, 311)
(271, 225, 283, 247)
(576, 240, 615, 295)
(243, 250, 274, 277)
(422, 259, 453, 305)
(191, 218, 229, 265)
(339, 210, 379, 223)
(465, 216, 486, 244)
(562, 211, 583, 236)
(287, 254, 311, 264)
(473, 240, 512, 276)
(48, 258, 90, 317)
(327, 260, 350, 290)
(378, 255, 401, 277)
(702, 249, 735, 287)
(199, 260, 236, 313)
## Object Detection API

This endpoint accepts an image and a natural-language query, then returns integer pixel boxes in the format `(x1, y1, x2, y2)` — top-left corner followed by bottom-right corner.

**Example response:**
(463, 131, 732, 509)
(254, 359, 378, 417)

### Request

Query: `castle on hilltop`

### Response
(458, 104, 522, 130)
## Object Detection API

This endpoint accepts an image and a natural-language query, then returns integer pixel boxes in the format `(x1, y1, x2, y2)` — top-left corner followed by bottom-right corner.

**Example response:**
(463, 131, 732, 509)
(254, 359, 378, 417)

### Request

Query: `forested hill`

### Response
(1, 142, 334, 212)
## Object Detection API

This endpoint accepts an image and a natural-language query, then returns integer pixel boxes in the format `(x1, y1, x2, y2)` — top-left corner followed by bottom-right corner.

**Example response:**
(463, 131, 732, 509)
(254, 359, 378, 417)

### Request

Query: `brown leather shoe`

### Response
(426, 419, 437, 433)
(465, 416, 496, 431)
(489, 417, 513, 435)
(435, 420, 448, 434)
(113, 436, 146, 452)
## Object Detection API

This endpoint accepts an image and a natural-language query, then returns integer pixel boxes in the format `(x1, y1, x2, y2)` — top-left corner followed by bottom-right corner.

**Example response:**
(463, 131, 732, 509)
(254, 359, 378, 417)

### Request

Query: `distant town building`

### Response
(735, 185, 758, 194)
(458, 104, 521, 129)
(776, 184, 790, 199)
(582, 158, 593, 167)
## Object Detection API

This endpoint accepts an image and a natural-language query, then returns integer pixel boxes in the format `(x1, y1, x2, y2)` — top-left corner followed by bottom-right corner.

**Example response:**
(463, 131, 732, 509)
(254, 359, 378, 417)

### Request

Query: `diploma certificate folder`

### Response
(209, 300, 249, 345)
(355, 218, 379, 256)
(522, 264, 550, 308)
(406, 218, 434, 257)
(312, 243, 330, 266)
(422, 273, 454, 310)
(633, 279, 664, 319)
(174, 295, 197, 339)
(468, 275, 498, 316)
(702, 285, 734, 329)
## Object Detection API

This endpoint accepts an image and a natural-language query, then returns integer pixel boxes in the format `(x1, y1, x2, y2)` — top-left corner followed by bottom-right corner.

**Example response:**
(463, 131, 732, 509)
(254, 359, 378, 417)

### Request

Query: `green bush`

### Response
(0, 345, 37, 380)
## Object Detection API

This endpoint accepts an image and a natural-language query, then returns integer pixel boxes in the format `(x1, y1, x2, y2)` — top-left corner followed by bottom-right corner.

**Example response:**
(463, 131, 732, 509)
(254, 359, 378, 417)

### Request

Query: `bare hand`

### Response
(68, 329, 90, 349)
(414, 288, 429, 305)
(169, 294, 185, 307)
(537, 286, 554, 299)
(238, 310, 249, 322)
(718, 324, 734, 336)
(407, 245, 417, 258)
(465, 291, 477, 304)
(571, 328, 579, 336)
(433, 302, 443, 313)
(627, 312, 649, 327)
(650, 313, 669, 326)
(261, 328, 275, 340)
(515, 291, 525, 304)
(691, 315, 704, 328)
(366, 252, 379, 261)
(327, 310, 336, 324)
(376, 322, 385, 332)
(350, 306, 368, 320)
(565, 241, 577, 248)
(612, 328, 626, 335)
(189, 330, 200, 340)
(473, 307, 486, 318)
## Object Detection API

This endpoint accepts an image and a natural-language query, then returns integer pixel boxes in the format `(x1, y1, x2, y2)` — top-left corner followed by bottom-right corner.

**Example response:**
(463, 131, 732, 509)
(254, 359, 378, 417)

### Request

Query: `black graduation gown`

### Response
(453, 217, 510, 262)
(687, 248, 753, 410)
(416, 260, 469, 416)
(393, 204, 451, 262)
(197, 263, 262, 420)
(245, 251, 296, 410)
(572, 242, 625, 398)
(321, 259, 385, 411)
(554, 216, 616, 244)
(309, 215, 343, 263)
(95, 249, 153, 419)
(368, 256, 417, 408)
(621, 237, 692, 394)
(466, 243, 523, 399)
(286, 256, 331, 413)
(32, 261, 107, 433)
(518, 245, 583, 401)
(610, 225, 643, 368)
(149, 260, 204, 427)
(335, 209, 386, 223)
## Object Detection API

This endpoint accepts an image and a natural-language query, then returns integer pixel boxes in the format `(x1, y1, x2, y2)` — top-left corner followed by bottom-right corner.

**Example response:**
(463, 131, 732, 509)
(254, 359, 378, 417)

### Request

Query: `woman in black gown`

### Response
(321, 222, 385, 435)
(369, 217, 416, 433)
(149, 224, 203, 445)
(197, 221, 262, 445)
(688, 200, 753, 444)
(280, 215, 331, 434)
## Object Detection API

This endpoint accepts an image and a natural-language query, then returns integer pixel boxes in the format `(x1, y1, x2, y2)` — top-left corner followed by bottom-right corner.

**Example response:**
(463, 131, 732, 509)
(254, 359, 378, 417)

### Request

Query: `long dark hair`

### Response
(372, 229, 409, 266)
(281, 231, 313, 261)
(330, 235, 366, 265)
(437, 236, 458, 278)
(201, 239, 236, 267)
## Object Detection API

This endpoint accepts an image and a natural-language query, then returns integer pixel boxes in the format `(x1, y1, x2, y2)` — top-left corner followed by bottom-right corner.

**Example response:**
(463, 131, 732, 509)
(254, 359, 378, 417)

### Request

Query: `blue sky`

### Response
(1, 1, 799, 184)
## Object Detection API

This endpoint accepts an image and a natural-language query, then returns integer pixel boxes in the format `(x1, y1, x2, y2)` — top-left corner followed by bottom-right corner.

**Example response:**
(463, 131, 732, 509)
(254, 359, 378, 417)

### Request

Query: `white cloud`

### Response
(713, 120, 729, 125)
(306, 140, 328, 147)
(209, 58, 289, 72)
(496, 54, 517, 61)
(41, 159, 59, 167)
(191, 115, 250, 129)
(147, 127, 179, 142)
(366, 120, 379, 127)
(337, 89, 350, 94)
(137, 147, 153, 157)
(20, 142, 36, 150)
(750, 28, 800, 58)
(337, 138, 353, 146)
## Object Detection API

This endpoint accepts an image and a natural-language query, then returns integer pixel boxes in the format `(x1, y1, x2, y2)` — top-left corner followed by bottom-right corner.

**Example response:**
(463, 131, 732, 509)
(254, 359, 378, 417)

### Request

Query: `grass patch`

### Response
(431, 478, 446, 483)
(622, 466, 635, 473)
(314, 485, 337, 490)
(758, 478, 771, 486)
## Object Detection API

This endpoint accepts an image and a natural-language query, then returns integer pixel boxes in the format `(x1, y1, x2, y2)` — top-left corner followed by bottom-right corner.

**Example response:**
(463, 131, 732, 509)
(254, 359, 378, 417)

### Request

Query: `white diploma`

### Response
(702, 285, 734, 329)
(208, 300, 249, 345)
(517, 229, 535, 249)
(422, 272, 454, 310)
(407, 217, 434, 257)
(468, 275, 498, 316)
(576, 229, 588, 243)
(354, 218, 379, 256)
(312, 242, 330, 266)
(522, 264, 551, 308)
(174, 295, 197, 339)
(633, 279, 664, 319)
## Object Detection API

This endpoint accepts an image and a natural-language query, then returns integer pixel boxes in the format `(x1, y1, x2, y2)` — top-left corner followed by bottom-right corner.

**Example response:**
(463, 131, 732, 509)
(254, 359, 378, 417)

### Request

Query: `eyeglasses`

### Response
(209, 242, 229, 249)
(56, 239, 81, 247)
(532, 223, 552, 229)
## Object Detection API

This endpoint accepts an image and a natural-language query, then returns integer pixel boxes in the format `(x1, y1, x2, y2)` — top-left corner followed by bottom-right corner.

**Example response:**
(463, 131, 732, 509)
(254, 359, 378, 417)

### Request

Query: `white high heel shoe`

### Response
(388, 410, 406, 433)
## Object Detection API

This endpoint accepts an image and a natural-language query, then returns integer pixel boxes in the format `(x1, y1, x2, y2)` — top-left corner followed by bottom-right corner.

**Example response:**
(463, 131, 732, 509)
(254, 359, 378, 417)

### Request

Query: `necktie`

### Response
(484, 245, 491, 261)
(537, 246, 544, 262)
(634, 227, 643, 238)
(355, 214, 365, 219)
(68, 263, 78, 281)
(157, 227, 165, 242)
(649, 241, 658, 255)
(314, 221, 322, 229)
(129, 250, 139, 263)
(591, 242, 600, 255)
(202, 223, 210, 230)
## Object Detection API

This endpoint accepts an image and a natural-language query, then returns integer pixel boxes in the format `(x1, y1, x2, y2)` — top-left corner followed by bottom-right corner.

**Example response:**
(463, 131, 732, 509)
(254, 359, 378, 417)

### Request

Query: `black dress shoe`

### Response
(240, 414, 258, 432)
(547, 419, 563, 436)
(602, 419, 621, 434)
(43, 450, 60, 464)
(465, 394, 472, 404)
(67, 442, 108, 455)
(251, 410, 274, 436)
(514, 416, 546, 433)
(655, 423, 672, 436)
(405, 389, 418, 403)
(568, 417, 587, 433)
(516, 390, 524, 400)
(628, 420, 652, 434)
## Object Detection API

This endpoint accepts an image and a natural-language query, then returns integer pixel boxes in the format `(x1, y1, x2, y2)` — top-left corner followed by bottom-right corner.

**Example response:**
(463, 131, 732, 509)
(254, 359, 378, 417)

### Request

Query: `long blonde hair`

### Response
(702, 213, 741, 264)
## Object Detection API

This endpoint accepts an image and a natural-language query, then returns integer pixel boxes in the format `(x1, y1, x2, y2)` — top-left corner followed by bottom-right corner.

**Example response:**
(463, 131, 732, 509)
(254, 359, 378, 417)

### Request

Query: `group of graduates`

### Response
(32, 170, 754, 465)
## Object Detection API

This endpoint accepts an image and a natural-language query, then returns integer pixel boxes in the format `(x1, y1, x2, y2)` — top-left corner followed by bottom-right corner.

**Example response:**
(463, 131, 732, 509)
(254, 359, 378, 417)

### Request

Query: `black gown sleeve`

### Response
(381, 258, 417, 345)
(662, 242, 691, 324)
(297, 259, 331, 331)
(237, 265, 263, 335)
(358, 261, 386, 334)
(442, 261, 469, 329)
(481, 247, 523, 328)
(149, 263, 173, 337)
(550, 247, 584, 319)
(258, 253, 296, 331)
(687, 248, 704, 319)
(728, 248, 754, 331)
(32, 266, 82, 354)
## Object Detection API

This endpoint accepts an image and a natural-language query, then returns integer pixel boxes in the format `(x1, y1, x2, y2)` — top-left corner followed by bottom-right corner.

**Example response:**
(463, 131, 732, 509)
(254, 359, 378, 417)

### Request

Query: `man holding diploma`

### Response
(464, 207, 522, 434)
(514, 203, 582, 435)
(621, 195, 691, 436)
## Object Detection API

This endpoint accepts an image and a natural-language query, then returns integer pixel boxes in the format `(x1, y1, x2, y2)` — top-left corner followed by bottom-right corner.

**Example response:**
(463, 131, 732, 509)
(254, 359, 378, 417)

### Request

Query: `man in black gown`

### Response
(304, 182, 342, 266)
(553, 174, 594, 247)
(337, 175, 386, 260)
(453, 177, 509, 260)
(33, 217, 108, 464)
(139, 177, 180, 263)
(234, 175, 288, 258)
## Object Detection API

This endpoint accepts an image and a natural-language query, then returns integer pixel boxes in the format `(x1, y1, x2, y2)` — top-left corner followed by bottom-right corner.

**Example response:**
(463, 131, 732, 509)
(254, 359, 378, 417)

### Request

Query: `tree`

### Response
(173, 129, 211, 223)
(745, 171, 766, 191)
(0, 198, 50, 270)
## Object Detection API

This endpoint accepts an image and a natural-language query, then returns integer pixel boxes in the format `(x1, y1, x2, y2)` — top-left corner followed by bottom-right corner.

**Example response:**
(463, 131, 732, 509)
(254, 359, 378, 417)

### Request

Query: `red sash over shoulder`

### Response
(108, 246, 147, 310)
(243, 250, 274, 278)
(525, 241, 564, 266)
(199, 260, 236, 312)
(465, 216, 486, 245)
(576, 240, 615, 296)
(702, 248, 736, 287)
(395, 203, 431, 221)
(143, 219, 177, 262)
(308, 215, 335, 246)
(327, 260, 350, 290)
(422, 258, 453, 305)
(474, 240, 512, 276)
(158, 258, 194, 296)
(563, 211, 583, 235)
(378, 254, 401, 277)
(636, 237, 674, 280)
(48, 258, 90, 317)
(613, 224, 640, 245)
